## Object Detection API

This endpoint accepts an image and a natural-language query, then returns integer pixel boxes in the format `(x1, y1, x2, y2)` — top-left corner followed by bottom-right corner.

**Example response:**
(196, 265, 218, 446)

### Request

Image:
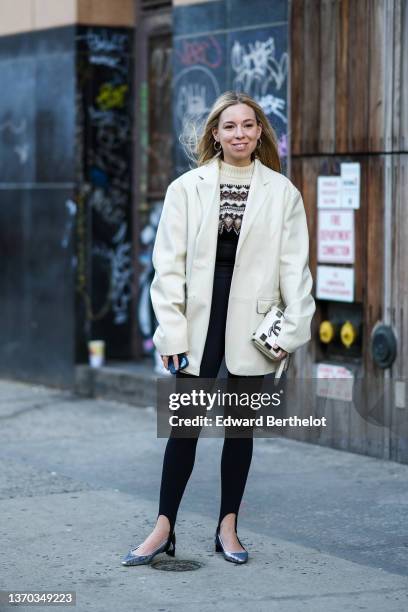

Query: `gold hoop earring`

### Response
(213, 140, 221, 151)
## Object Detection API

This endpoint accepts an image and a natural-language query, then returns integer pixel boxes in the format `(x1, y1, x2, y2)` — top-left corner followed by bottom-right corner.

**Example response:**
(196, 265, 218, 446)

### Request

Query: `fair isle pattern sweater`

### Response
(216, 158, 254, 265)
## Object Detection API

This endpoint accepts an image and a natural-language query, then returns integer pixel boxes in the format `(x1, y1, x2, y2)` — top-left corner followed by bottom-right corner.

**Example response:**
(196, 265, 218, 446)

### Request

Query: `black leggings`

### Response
(157, 264, 264, 535)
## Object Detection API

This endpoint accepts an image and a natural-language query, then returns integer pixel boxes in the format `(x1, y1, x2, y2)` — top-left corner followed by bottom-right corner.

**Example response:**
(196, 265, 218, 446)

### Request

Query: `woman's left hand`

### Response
(272, 344, 288, 360)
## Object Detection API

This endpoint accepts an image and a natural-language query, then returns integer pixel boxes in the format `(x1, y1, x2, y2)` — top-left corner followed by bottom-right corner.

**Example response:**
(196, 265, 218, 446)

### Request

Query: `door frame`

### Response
(131, 1, 172, 358)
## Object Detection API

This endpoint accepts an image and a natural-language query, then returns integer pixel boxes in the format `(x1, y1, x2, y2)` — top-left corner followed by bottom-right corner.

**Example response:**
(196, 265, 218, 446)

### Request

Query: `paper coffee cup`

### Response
(88, 340, 105, 368)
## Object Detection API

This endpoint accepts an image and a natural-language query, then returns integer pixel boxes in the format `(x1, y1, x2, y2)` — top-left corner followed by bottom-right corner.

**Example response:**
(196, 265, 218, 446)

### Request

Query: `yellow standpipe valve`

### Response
(319, 320, 336, 344)
(340, 320, 357, 348)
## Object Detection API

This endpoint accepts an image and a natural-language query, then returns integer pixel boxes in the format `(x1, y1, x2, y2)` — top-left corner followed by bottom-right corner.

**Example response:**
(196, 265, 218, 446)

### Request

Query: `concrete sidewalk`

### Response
(0, 379, 407, 612)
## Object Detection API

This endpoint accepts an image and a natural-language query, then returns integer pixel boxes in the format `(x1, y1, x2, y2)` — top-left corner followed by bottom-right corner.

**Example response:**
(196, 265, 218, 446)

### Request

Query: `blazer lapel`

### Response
(235, 158, 270, 260)
(195, 158, 220, 261)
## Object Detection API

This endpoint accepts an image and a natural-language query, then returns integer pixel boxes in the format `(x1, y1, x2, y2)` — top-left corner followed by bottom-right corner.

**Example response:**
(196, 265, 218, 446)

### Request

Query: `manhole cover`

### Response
(151, 559, 203, 572)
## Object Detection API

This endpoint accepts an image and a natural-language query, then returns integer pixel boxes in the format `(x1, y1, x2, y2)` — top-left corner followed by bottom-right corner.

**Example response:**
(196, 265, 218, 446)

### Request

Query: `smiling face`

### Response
(212, 103, 262, 166)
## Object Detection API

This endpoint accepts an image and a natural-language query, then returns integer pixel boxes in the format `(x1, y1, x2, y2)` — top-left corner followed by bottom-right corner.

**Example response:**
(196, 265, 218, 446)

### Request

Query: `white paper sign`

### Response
(341, 163, 360, 209)
(317, 210, 355, 264)
(317, 265, 354, 302)
(315, 363, 354, 402)
(318, 176, 342, 209)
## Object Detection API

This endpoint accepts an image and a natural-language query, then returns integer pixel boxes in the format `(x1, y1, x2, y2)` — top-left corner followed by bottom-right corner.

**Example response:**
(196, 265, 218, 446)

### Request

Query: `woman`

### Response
(122, 91, 315, 566)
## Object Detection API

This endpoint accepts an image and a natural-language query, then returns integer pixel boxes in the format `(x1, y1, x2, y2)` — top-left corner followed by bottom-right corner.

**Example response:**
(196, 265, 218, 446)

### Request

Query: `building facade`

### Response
(0, 0, 407, 461)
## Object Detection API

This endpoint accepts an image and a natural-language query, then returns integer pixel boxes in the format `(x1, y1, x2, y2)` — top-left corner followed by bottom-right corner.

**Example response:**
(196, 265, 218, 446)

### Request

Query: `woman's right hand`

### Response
(161, 354, 179, 371)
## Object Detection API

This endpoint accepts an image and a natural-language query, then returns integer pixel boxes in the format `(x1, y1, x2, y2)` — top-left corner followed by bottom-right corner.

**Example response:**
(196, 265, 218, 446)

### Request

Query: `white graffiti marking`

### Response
(89, 187, 126, 226)
(111, 241, 133, 325)
(88, 106, 131, 139)
(173, 66, 221, 167)
(77, 29, 128, 54)
(91, 148, 128, 185)
(258, 93, 287, 124)
(174, 66, 220, 123)
(112, 220, 127, 245)
(0, 118, 27, 134)
(61, 199, 77, 248)
(89, 54, 128, 76)
(231, 36, 288, 99)
(0, 118, 29, 164)
(92, 228, 133, 325)
(14, 143, 29, 164)
(176, 83, 208, 118)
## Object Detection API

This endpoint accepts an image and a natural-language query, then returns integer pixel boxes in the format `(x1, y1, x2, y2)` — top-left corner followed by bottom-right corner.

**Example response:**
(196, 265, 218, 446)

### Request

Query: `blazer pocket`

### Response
(256, 298, 280, 314)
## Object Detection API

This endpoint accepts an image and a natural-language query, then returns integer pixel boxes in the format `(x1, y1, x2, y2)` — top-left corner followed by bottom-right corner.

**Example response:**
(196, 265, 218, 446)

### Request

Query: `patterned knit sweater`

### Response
(216, 158, 254, 266)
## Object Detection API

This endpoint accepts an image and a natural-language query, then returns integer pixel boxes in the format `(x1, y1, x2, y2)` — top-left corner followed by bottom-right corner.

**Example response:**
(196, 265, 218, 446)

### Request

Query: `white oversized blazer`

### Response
(150, 156, 316, 376)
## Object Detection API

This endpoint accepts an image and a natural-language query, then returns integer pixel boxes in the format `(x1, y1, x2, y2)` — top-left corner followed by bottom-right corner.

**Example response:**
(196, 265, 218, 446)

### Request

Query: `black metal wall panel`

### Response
(0, 27, 76, 387)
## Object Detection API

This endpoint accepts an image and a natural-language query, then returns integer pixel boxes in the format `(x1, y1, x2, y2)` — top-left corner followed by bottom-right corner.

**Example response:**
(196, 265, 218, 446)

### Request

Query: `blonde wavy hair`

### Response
(194, 91, 281, 172)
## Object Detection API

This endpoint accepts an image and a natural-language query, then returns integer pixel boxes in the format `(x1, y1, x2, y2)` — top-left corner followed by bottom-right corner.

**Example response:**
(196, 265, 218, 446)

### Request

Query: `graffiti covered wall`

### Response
(172, 0, 289, 176)
(75, 26, 134, 361)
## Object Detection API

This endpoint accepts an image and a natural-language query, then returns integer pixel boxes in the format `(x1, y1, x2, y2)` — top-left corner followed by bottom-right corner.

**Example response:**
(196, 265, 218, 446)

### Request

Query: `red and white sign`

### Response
(316, 265, 354, 302)
(318, 210, 355, 264)
(318, 176, 342, 209)
(315, 363, 354, 402)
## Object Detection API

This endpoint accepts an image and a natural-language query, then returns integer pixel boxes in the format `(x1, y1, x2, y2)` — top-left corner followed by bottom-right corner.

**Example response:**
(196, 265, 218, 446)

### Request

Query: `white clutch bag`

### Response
(251, 304, 290, 380)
